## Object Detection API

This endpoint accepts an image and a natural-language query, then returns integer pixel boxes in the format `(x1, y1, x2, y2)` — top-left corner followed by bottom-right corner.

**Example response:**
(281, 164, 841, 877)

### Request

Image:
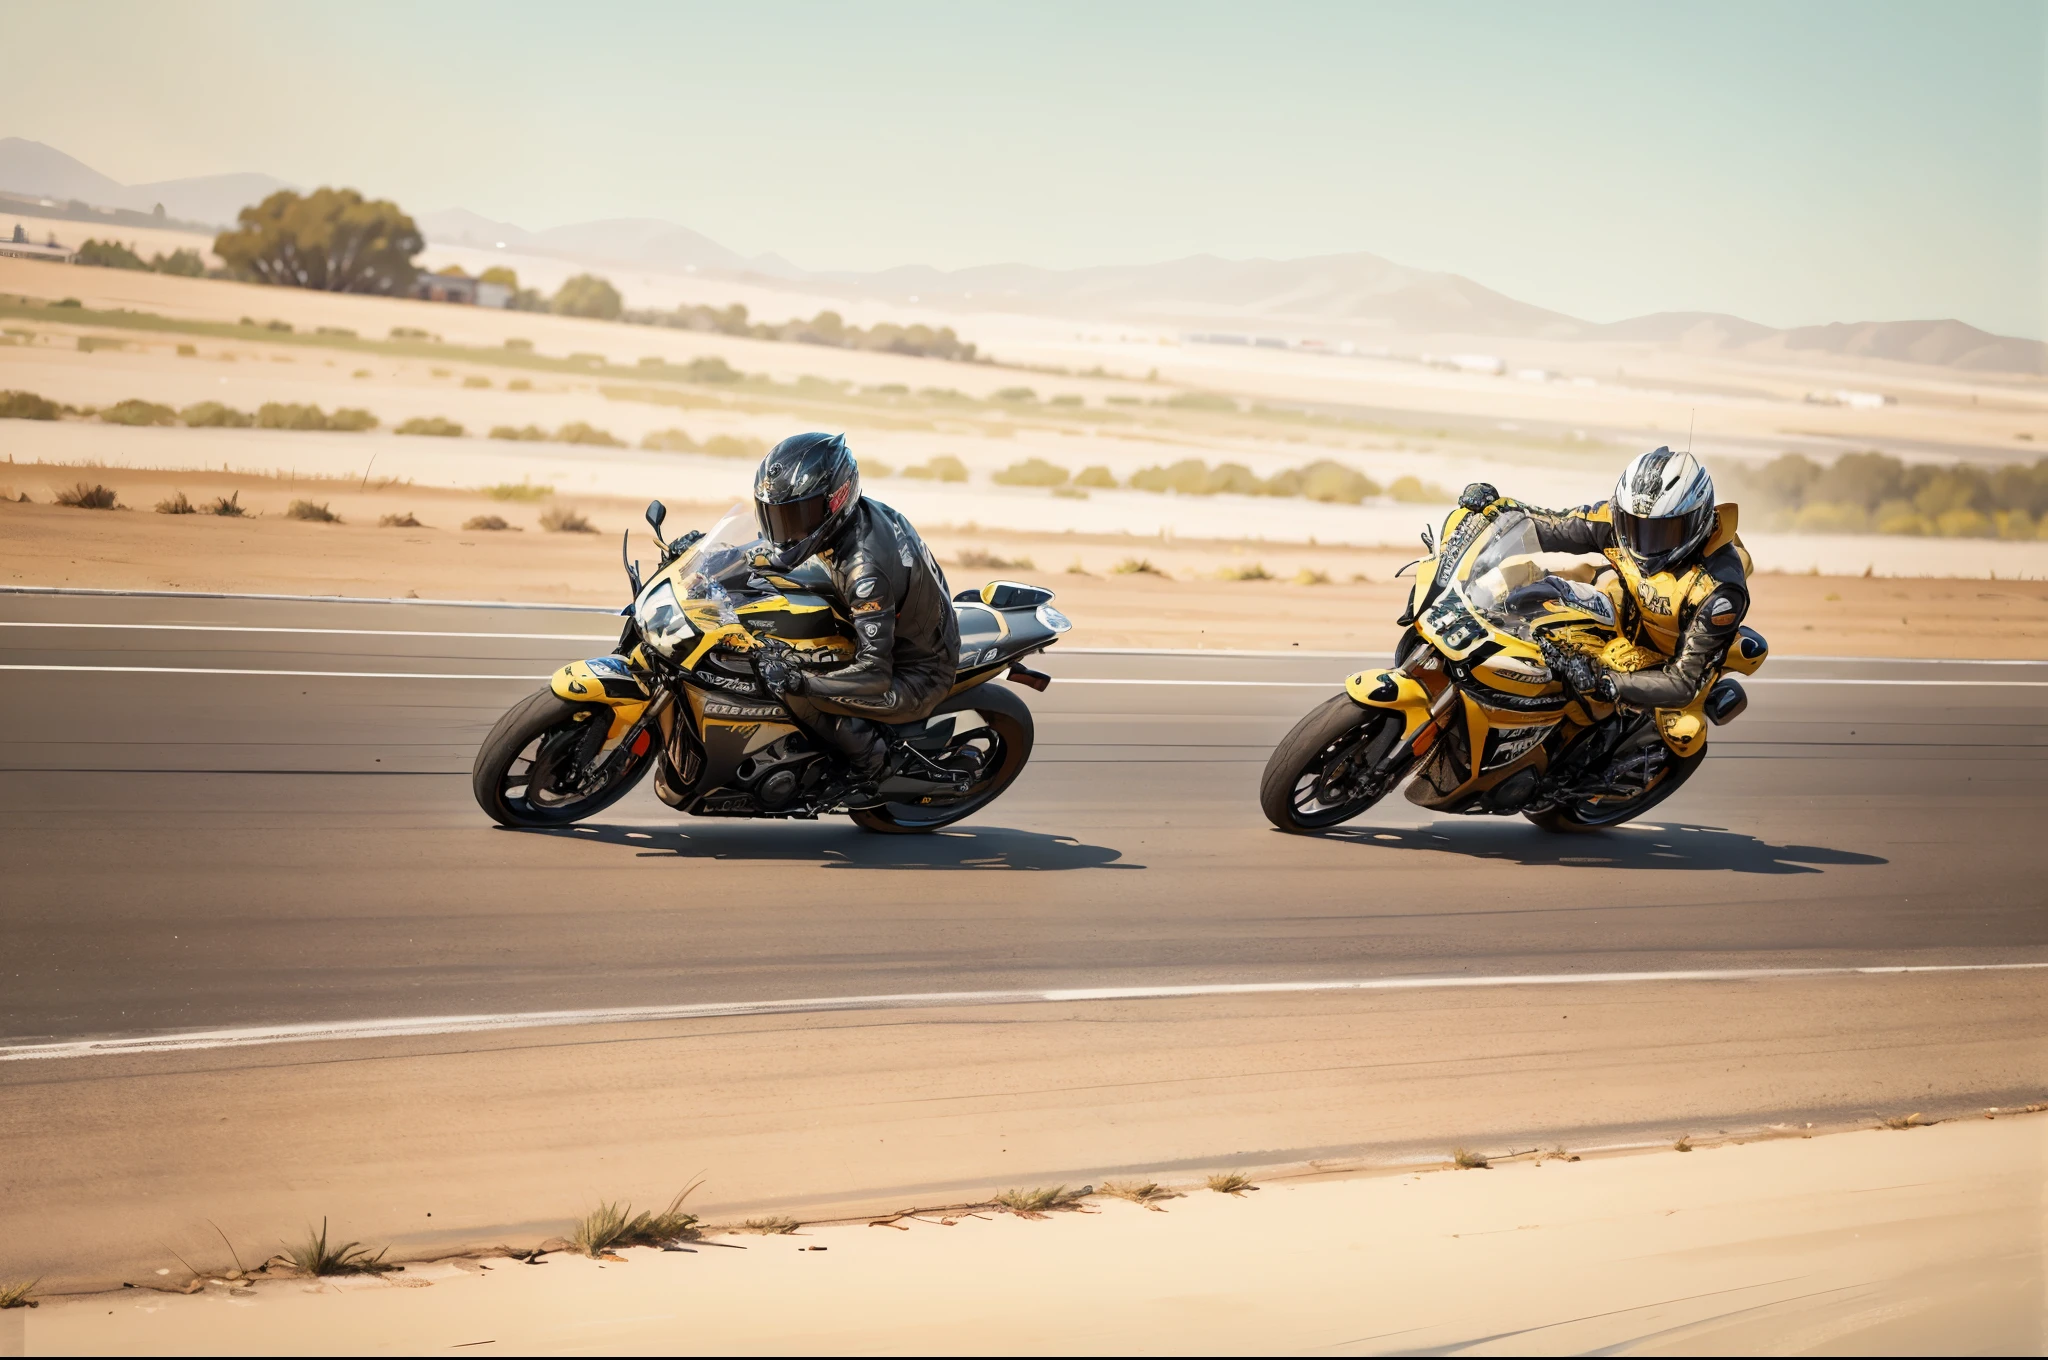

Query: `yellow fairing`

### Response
(550, 659, 649, 740)
(1723, 626, 1769, 675)
(1344, 669, 1436, 741)
(1655, 694, 1710, 758)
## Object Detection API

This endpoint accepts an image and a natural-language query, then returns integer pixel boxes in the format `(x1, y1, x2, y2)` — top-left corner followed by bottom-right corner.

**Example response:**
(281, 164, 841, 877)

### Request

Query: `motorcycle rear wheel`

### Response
(850, 684, 1035, 834)
(1260, 694, 1404, 833)
(1524, 746, 1704, 833)
(473, 689, 656, 828)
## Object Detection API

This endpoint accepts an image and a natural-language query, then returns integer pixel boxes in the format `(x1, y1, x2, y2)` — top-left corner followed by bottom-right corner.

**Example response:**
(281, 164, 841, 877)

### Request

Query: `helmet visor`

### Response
(757, 492, 829, 549)
(1612, 507, 1696, 562)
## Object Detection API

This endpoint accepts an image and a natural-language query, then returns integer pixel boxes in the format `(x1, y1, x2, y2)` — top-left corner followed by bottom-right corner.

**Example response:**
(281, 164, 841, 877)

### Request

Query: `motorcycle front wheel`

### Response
(472, 689, 656, 828)
(1259, 694, 1405, 833)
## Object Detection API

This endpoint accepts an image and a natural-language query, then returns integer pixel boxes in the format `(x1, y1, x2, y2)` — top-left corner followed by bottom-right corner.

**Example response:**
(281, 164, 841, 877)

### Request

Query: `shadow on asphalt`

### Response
(515, 822, 1142, 872)
(1322, 820, 1890, 875)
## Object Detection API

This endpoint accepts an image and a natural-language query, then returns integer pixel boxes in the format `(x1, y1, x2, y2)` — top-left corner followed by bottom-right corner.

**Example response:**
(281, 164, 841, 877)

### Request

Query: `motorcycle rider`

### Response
(748, 432, 961, 805)
(1462, 446, 1749, 710)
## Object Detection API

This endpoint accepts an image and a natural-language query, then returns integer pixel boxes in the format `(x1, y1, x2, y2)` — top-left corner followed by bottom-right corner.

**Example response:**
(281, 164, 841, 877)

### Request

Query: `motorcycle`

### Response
(1259, 499, 1767, 833)
(473, 499, 1071, 834)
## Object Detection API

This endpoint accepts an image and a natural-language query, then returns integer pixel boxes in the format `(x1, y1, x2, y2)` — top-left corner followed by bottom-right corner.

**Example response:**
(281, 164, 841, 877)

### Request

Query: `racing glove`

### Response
(754, 639, 808, 697)
(1539, 637, 1617, 704)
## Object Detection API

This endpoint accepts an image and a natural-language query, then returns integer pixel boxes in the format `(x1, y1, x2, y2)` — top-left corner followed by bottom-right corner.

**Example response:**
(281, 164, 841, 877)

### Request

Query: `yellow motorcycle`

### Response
(473, 500, 1070, 834)
(1259, 499, 1767, 833)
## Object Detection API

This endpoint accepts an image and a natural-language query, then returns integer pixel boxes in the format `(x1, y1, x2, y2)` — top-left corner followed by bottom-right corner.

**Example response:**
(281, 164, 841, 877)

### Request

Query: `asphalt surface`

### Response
(2, 587, 2044, 1044)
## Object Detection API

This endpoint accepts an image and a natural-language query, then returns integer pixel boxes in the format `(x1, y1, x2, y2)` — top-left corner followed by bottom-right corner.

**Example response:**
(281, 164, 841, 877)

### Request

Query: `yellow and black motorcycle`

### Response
(1259, 499, 1767, 833)
(473, 500, 1070, 834)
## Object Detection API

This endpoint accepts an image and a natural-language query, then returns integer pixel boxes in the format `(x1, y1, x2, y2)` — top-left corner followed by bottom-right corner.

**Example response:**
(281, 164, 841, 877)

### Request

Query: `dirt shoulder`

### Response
(5, 465, 2046, 657)
(14, 1112, 2043, 1356)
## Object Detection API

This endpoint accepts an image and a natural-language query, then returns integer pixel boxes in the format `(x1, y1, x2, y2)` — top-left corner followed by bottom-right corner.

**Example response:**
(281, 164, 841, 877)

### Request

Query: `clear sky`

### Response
(11, 0, 2044, 335)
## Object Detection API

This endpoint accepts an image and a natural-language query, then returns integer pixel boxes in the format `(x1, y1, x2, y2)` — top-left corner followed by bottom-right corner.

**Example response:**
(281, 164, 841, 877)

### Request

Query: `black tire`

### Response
(1525, 745, 1705, 833)
(1260, 694, 1405, 833)
(850, 683, 1035, 834)
(472, 688, 656, 828)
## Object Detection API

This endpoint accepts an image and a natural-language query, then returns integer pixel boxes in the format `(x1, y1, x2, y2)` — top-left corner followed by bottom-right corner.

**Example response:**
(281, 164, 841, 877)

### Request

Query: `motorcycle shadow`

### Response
(1326, 820, 1889, 876)
(518, 821, 1141, 872)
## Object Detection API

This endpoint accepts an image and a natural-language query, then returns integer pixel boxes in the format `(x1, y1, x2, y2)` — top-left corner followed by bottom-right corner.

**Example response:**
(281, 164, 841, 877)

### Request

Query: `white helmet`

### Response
(1611, 446, 1716, 575)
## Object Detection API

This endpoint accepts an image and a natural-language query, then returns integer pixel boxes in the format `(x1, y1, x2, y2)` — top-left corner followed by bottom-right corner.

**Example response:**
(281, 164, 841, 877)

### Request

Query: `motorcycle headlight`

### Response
(634, 579, 695, 656)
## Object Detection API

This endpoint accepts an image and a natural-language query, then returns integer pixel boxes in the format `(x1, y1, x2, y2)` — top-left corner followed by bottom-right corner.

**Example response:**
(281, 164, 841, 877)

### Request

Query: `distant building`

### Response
(412, 268, 511, 309)
(1, 223, 75, 263)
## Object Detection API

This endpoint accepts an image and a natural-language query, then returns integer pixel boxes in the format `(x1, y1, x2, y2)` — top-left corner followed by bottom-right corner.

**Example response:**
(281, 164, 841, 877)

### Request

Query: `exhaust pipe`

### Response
(1007, 663, 1051, 692)
(1704, 677, 1747, 725)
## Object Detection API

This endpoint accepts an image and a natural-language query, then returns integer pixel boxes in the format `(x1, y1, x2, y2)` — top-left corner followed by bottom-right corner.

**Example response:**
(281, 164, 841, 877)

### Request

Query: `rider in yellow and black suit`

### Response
(1466, 445, 1751, 710)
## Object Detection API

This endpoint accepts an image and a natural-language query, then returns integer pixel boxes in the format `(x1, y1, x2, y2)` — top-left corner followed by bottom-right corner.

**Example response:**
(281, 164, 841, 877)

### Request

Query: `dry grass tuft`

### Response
(286, 499, 340, 523)
(737, 1216, 799, 1235)
(155, 491, 195, 515)
(1452, 1147, 1490, 1170)
(1112, 557, 1166, 576)
(1065, 558, 1091, 576)
(1206, 1171, 1255, 1195)
(572, 1186, 703, 1255)
(0, 1279, 37, 1309)
(1882, 1112, 1927, 1130)
(1673, 1135, 1694, 1152)
(1292, 568, 1332, 586)
(55, 482, 120, 509)
(463, 514, 516, 532)
(483, 481, 553, 502)
(1215, 561, 1273, 581)
(395, 415, 465, 438)
(994, 1185, 1089, 1216)
(207, 491, 246, 517)
(539, 506, 597, 534)
(1101, 1180, 1181, 1211)
(955, 546, 1033, 570)
(283, 1218, 392, 1276)
(379, 512, 423, 528)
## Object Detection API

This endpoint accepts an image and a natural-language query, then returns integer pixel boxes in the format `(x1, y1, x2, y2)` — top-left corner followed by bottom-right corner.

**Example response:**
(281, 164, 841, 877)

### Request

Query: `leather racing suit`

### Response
(779, 498, 961, 777)
(1524, 499, 1752, 710)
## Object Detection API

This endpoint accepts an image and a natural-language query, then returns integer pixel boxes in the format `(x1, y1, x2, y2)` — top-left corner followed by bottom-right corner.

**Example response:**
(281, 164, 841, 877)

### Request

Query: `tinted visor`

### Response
(758, 492, 830, 549)
(1612, 507, 1694, 561)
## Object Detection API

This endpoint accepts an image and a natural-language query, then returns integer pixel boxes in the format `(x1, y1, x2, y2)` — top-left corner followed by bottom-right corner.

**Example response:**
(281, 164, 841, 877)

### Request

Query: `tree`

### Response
(478, 265, 518, 288)
(552, 273, 623, 320)
(435, 263, 470, 278)
(75, 239, 149, 270)
(213, 188, 423, 294)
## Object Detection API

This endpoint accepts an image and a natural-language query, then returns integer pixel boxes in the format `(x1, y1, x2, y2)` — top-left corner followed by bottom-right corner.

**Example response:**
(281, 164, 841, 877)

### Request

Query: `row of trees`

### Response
(74, 239, 206, 277)
(623, 299, 978, 361)
(1721, 451, 2048, 539)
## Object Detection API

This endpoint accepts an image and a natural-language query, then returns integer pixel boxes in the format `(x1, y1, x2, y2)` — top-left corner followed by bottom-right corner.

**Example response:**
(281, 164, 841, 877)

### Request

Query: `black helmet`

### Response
(754, 432, 860, 569)
(1611, 446, 1716, 576)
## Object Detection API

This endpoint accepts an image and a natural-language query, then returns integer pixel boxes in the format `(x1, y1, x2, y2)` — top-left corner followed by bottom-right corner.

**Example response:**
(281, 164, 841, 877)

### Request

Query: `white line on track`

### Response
(7, 962, 2041, 1062)
(3, 665, 2047, 688)
(0, 621, 619, 642)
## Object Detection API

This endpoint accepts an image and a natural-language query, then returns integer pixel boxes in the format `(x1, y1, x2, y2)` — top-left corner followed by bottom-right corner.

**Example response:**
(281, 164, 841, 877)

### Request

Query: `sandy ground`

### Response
(3, 472, 2046, 657)
(10, 1113, 2042, 1356)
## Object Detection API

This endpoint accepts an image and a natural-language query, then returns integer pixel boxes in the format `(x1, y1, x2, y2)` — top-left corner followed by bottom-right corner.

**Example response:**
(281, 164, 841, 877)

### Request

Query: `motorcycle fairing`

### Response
(550, 657, 651, 741)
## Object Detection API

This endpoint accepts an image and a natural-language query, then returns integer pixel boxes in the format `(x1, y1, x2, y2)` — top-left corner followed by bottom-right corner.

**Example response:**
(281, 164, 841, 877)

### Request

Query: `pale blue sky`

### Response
(11, 1, 2044, 334)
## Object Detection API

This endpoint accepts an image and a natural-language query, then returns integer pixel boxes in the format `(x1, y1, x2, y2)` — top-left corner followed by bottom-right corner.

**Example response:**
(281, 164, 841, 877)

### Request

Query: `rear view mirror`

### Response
(1420, 524, 1436, 553)
(645, 500, 668, 537)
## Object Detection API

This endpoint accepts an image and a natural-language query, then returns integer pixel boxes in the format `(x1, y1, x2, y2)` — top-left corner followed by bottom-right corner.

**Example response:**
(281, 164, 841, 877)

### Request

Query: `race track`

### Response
(2, 587, 2044, 1287)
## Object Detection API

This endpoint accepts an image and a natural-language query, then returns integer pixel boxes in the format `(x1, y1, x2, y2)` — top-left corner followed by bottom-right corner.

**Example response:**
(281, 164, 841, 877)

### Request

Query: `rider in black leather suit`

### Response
(749, 433, 961, 801)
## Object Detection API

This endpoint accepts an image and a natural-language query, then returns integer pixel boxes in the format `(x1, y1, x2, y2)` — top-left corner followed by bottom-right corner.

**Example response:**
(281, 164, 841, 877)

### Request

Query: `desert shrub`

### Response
(552, 273, 623, 320)
(483, 481, 553, 502)
(1049, 393, 1084, 407)
(75, 238, 148, 270)
(641, 427, 699, 452)
(1270, 460, 1379, 504)
(461, 375, 491, 388)
(683, 356, 742, 384)
(379, 511, 422, 527)
(55, 482, 120, 509)
(540, 506, 597, 533)
(207, 491, 245, 516)
(155, 491, 195, 514)
(902, 454, 969, 483)
(702, 433, 768, 459)
(862, 458, 893, 477)
(1075, 465, 1118, 489)
(180, 401, 254, 428)
(993, 386, 1038, 403)
(99, 398, 178, 426)
(1113, 557, 1166, 576)
(1215, 561, 1273, 580)
(1163, 391, 1237, 412)
(504, 338, 533, 352)
(176, 343, 197, 357)
(992, 458, 1069, 487)
(256, 402, 330, 431)
(463, 514, 515, 531)
(507, 378, 533, 392)
(1203, 462, 1264, 496)
(1388, 475, 1451, 504)
(329, 407, 377, 431)
(390, 326, 436, 340)
(1128, 459, 1211, 495)
(315, 325, 357, 338)
(490, 424, 549, 442)
(77, 336, 123, 353)
(1293, 567, 1332, 585)
(286, 499, 340, 522)
(555, 421, 624, 447)
(396, 415, 464, 437)
(955, 547, 1034, 570)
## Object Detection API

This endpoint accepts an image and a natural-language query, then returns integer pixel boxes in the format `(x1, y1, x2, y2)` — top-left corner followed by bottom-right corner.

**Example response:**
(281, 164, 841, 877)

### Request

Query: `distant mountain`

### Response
(823, 251, 1582, 338)
(7, 137, 2041, 373)
(0, 138, 289, 225)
